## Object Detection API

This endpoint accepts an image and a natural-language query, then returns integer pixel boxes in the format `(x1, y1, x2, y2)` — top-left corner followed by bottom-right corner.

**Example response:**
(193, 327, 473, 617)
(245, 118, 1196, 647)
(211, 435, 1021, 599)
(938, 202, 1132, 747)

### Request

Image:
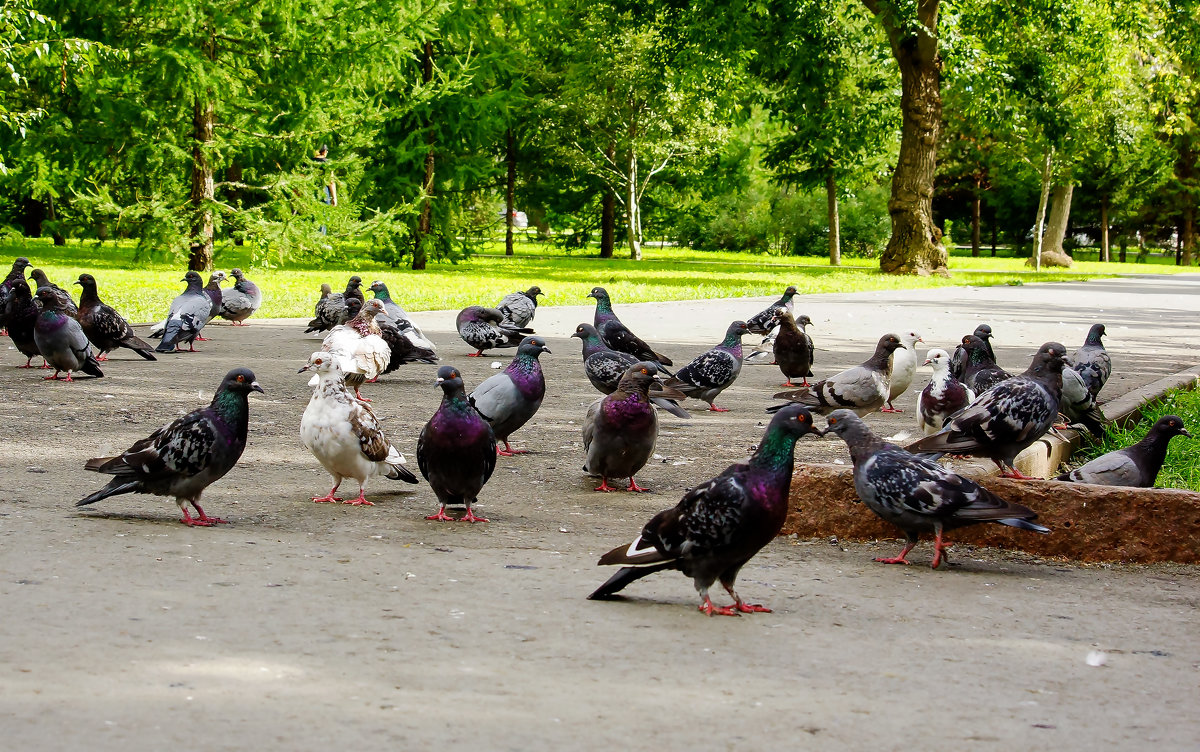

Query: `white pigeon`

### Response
(317, 299, 391, 400)
(883, 329, 924, 413)
(917, 348, 975, 435)
(298, 352, 417, 506)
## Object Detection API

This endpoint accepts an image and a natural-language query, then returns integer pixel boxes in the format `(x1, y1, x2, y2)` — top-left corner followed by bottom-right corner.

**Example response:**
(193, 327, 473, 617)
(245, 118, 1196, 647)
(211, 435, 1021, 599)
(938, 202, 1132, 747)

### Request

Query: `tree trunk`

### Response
(826, 172, 840, 266)
(1119, 234, 1128, 263)
(46, 195, 65, 245)
(627, 149, 641, 260)
(413, 41, 435, 271)
(600, 183, 615, 258)
(990, 206, 997, 256)
(1032, 150, 1053, 272)
(505, 127, 516, 256)
(1100, 196, 1110, 262)
(1178, 132, 1195, 266)
(188, 95, 215, 272)
(1183, 196, 1194, 266)
(867, 0, 947, 276)
(971, 177, 981, 257)
(1043, 183, 1074, 256)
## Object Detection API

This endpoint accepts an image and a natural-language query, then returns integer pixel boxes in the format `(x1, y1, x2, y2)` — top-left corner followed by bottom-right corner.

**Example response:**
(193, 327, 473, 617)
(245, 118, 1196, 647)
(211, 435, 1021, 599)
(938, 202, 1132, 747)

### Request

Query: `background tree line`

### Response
(1, 0, 1197, 274)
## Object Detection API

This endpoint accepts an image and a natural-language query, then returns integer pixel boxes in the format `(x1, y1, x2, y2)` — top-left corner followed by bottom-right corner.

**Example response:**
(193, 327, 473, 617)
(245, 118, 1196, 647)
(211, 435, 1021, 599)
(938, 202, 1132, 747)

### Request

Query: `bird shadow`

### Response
(73, 510, 189, 527)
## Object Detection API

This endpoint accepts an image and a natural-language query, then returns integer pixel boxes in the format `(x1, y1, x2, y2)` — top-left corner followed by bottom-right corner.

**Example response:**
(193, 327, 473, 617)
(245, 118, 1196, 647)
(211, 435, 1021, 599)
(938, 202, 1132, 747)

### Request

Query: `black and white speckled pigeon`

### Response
(571, 323, 690, 418)
(33, 287, 103, 381)
(298, 352, 418, 506)
(497, 285, 543, 329)
(773, 310, 814, 387)
(768, 334, 903, 416)
(583, 362, 675, 492)
(370, 280, 434, 351)
(663, 320, 749, 412)
(746, 285, 798, 335)
(456, 305, 531, 357)
(155, 271, 210, 353)
(29, 268, 78, 318)
(1056, 415, 1191, 487)
(469, 336, 551, 456)
(588, 404, 822, 615)
(75, 274, 156, 362)
(918, 348, 974, 435)
(825, 410, 1049, 568)
(4, 279, 44, 367)
(588, 287, 673, 367)
(378, 316, 438, 374)
(418, 365, 497, 522)
(1058, 366, 1106, 436)
(906, 342, 1068, 478)
(306, 283, 342, 333)
(883, 330, 924, 413)
(218, 268, 262, 325)
(77, 368, 263, 526)
(950, 324, 995, 379)
(958, 334, 1011, 394)
(1071, 324, 1111, 399)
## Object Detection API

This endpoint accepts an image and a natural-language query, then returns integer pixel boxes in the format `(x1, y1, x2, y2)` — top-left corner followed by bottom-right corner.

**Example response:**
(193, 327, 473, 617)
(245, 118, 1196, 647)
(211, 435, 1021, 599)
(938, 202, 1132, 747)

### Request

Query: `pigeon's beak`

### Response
(73, 280, 81, 287)
(297, 364, 310, 373)
(541, 346, 552, 354)
(922, 359, 932, 366)
(1181, 429, 1194, 438)
(917, 337, 925, 343)
(434, 377, 445, 386)
(250, 382, 264, 394)
(570, 331, 581, 339)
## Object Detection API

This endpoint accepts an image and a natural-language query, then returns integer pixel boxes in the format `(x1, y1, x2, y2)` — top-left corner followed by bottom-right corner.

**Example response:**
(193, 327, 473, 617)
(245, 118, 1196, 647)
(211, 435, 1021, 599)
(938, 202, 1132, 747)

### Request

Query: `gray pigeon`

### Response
(306, 283, 342, 333)
(663, 321, 749, 412)
(768, 334, 903, 416)
(1058, 365, 1106, 436)
(571, 323, 690, 418)
(1056, 415, 1190, 487)
(155, 271, 211, 353)
(148, 271, 225, 341)
(77, 368, 263, 526)
(469, 336, 551, 455)
(456, 305, 532, 357)
(950, 324, 995, 379)
(825, 410, 1049, 568)
(1071, 323, 1111, 398)
(29, 268, 78, 318)
(218, 268, 262, 325)
(907, 342, 1068, 478)
(497, 286, 543, 329)
(582, 362, 670, 492)
(32, 287, 104, 381)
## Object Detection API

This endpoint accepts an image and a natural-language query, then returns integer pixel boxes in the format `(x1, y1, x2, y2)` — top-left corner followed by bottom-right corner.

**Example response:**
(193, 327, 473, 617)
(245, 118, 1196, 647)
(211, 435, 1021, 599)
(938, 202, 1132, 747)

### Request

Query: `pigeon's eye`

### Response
(236, 375, 245, 382)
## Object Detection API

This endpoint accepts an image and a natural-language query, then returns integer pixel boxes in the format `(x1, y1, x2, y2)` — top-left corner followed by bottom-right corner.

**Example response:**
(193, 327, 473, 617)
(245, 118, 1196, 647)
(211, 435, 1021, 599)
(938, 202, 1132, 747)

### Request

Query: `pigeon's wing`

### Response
(220, 288, 250, 317)
(908, 379, 1054, 454)
(1060, 450, 1141, 486)
(63, 318, 95, 362)
(468, 373, 519, 423)
(676, 349, 736, 390)
(497, 292, 535, 327)
(348, 401, 391, 463)
(93, 411, 219, 484)
(582, 397, 603, 453)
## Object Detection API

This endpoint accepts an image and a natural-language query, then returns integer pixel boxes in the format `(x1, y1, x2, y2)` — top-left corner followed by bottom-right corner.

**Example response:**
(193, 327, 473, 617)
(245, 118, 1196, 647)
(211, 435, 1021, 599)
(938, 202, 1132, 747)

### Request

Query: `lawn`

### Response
(1, 237, 1195, 323)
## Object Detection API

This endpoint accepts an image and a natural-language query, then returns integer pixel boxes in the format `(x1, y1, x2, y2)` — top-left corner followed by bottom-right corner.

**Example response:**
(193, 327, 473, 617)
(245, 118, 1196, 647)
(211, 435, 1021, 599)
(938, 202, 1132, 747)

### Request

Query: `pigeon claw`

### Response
(593, 479, 617, 492)
(194, 335, 209, 341)
(466, 351, 485, 357)
(312, 492, 343, 503)
(707, 406, 731, 412)
(497, 441, 527, 456)
(698, 599, 739, 617)
(734, 602, 772, 614)
(96, 354, 108, 362)
(626, 478, 649, 493)
(343, 492, 375, 507)
(459, 509, 489, 523)
(425, 508, 455, 522)
(873, 556, 912, 565)
(880, 405, 903, 413)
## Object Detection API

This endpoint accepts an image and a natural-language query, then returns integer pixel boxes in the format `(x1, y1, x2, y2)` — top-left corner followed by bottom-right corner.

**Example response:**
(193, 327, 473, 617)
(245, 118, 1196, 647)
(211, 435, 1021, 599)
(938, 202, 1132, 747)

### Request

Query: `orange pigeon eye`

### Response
(237, 375, 245, 382)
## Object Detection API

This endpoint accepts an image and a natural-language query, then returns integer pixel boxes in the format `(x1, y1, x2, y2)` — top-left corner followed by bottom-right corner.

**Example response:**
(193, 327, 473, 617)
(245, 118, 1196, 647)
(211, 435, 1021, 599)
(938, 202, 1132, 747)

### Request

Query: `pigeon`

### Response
(773, 311, 814, 387)
(582, 362, 671, 492)
(29, 268, 78, 318)
(917, 348, 974, 435)
(950, 324, 995, 379)
(148, 271, 226, 340)
(74, 274, 157, 362)
(824, 410, 1049, 568)
(588, 286, 672, 366)
(1058, 365, 1106, 436)
(344, 275, 366, 306)
(1071, 323, 1111, 398)
(469, 335, 551, 456)
(298, 352, 419, 506)
(155, 271, 211, 353)
(571, 323, 689, 418)
(746, 285, 799, 335)
(418, 365, 497, 522)
(1056, 415, 1191, 487)
(378, 316, 439, 374)
(217, 267, 262, 325)
(337, 296, 362, 325)
(455, 305, 531, 357)
(76, 368, 263, 526)
(0, 256, 31, 324)
(882, 330, 924, 413)
(958, 334, 1011, 394)
(906, 342, 1068, 478)
(4, 278, 44, 367)
(306, 283, 346, 333)
(662, 320, 749, 412)
(33, 287, 104, 381)
(370, 280, 435, 350)
(320, 299, 391, 400)
(497, 285, 543, 328)
(768, 334, 903, 416)
(588, 404, 822, 615)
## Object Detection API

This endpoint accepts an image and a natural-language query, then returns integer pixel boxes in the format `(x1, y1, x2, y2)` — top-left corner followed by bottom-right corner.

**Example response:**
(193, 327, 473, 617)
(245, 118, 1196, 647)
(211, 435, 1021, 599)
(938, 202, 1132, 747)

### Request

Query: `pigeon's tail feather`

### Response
(155, 319, 183, 352)
(80, 356, 104, 378)
(130, 346, 158, 362)
(997, 518, 1051, 534)
(76, 478, 140, 506)
(148, 319, 166, 339)
(587, 563, 675, 600)
(385, 463, 419, 484)
(123, 333, 155, 353)
(652, 351, 673, 367)
(304, 317, 329, 333)
(1077, 406, 1107, 438)
(650, 396, 691, 419)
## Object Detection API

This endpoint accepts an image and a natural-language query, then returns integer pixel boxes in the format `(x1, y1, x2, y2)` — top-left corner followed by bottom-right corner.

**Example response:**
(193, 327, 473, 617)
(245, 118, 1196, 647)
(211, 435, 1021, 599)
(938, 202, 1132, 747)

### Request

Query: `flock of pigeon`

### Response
(2, 255, 1193, 616)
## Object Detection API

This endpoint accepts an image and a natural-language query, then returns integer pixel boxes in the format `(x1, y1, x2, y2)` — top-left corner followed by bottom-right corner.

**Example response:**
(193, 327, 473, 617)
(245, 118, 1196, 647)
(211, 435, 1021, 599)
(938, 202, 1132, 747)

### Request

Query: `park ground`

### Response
(1, 274, 1198, 749)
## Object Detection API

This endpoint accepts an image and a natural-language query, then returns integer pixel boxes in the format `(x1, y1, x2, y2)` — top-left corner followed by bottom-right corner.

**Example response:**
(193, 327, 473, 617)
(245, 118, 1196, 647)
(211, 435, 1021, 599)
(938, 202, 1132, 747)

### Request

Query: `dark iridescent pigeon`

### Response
(958, 334, 1010, 394)
(337, 296, 362, 325)
(497, 285, 543, 329)
(418, 365, 497, 522)
(663, 320, 749, 412)
(33, 287, 103, 381)
(29, 268, 78, 318)
(344, 275, 365, 306)
(5, 279, 44, 367)
(773, 310, 814, 387)
(768, 334, 903, 416)
(917, 348, 973, 435)
(378, 316, 438, 374)
(588, 404, 822, 615)
(950, 324, 995, 380)
(75, 274, 156, 362)
(825, 410, 1049, 568)
(907, 342, 1068, 478)
(588, 286, 672, 367)
(583, 362, 678, 492)
(469, 336, 551, 456)
(155, 272, 210, 353)
(1056, 415, 1191, 487)
(455, 305, 531, 357)
(0, 256, 31, 326)
(218, 268, 262, 325)
(1071, 324, 1111, 399)
(77, 368, 263, 526)
(746, 285, 798, 335)
(570, 323, 689, 418)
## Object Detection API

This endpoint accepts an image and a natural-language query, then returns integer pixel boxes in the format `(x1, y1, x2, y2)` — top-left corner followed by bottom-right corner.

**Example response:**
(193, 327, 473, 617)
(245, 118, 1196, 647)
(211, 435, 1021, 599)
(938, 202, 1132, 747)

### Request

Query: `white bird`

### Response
(298, 352, 417, 506)
(882, 329, 924, 413)
(317, 299, 391, 401)
(917, 348, 974, 435)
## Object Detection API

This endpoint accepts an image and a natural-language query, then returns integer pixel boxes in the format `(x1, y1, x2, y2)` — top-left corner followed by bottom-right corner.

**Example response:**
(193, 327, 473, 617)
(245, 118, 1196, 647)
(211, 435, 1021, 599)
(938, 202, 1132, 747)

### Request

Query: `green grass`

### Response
(2, 236, 1195, 323)
(1068, 387, 1200, 491)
